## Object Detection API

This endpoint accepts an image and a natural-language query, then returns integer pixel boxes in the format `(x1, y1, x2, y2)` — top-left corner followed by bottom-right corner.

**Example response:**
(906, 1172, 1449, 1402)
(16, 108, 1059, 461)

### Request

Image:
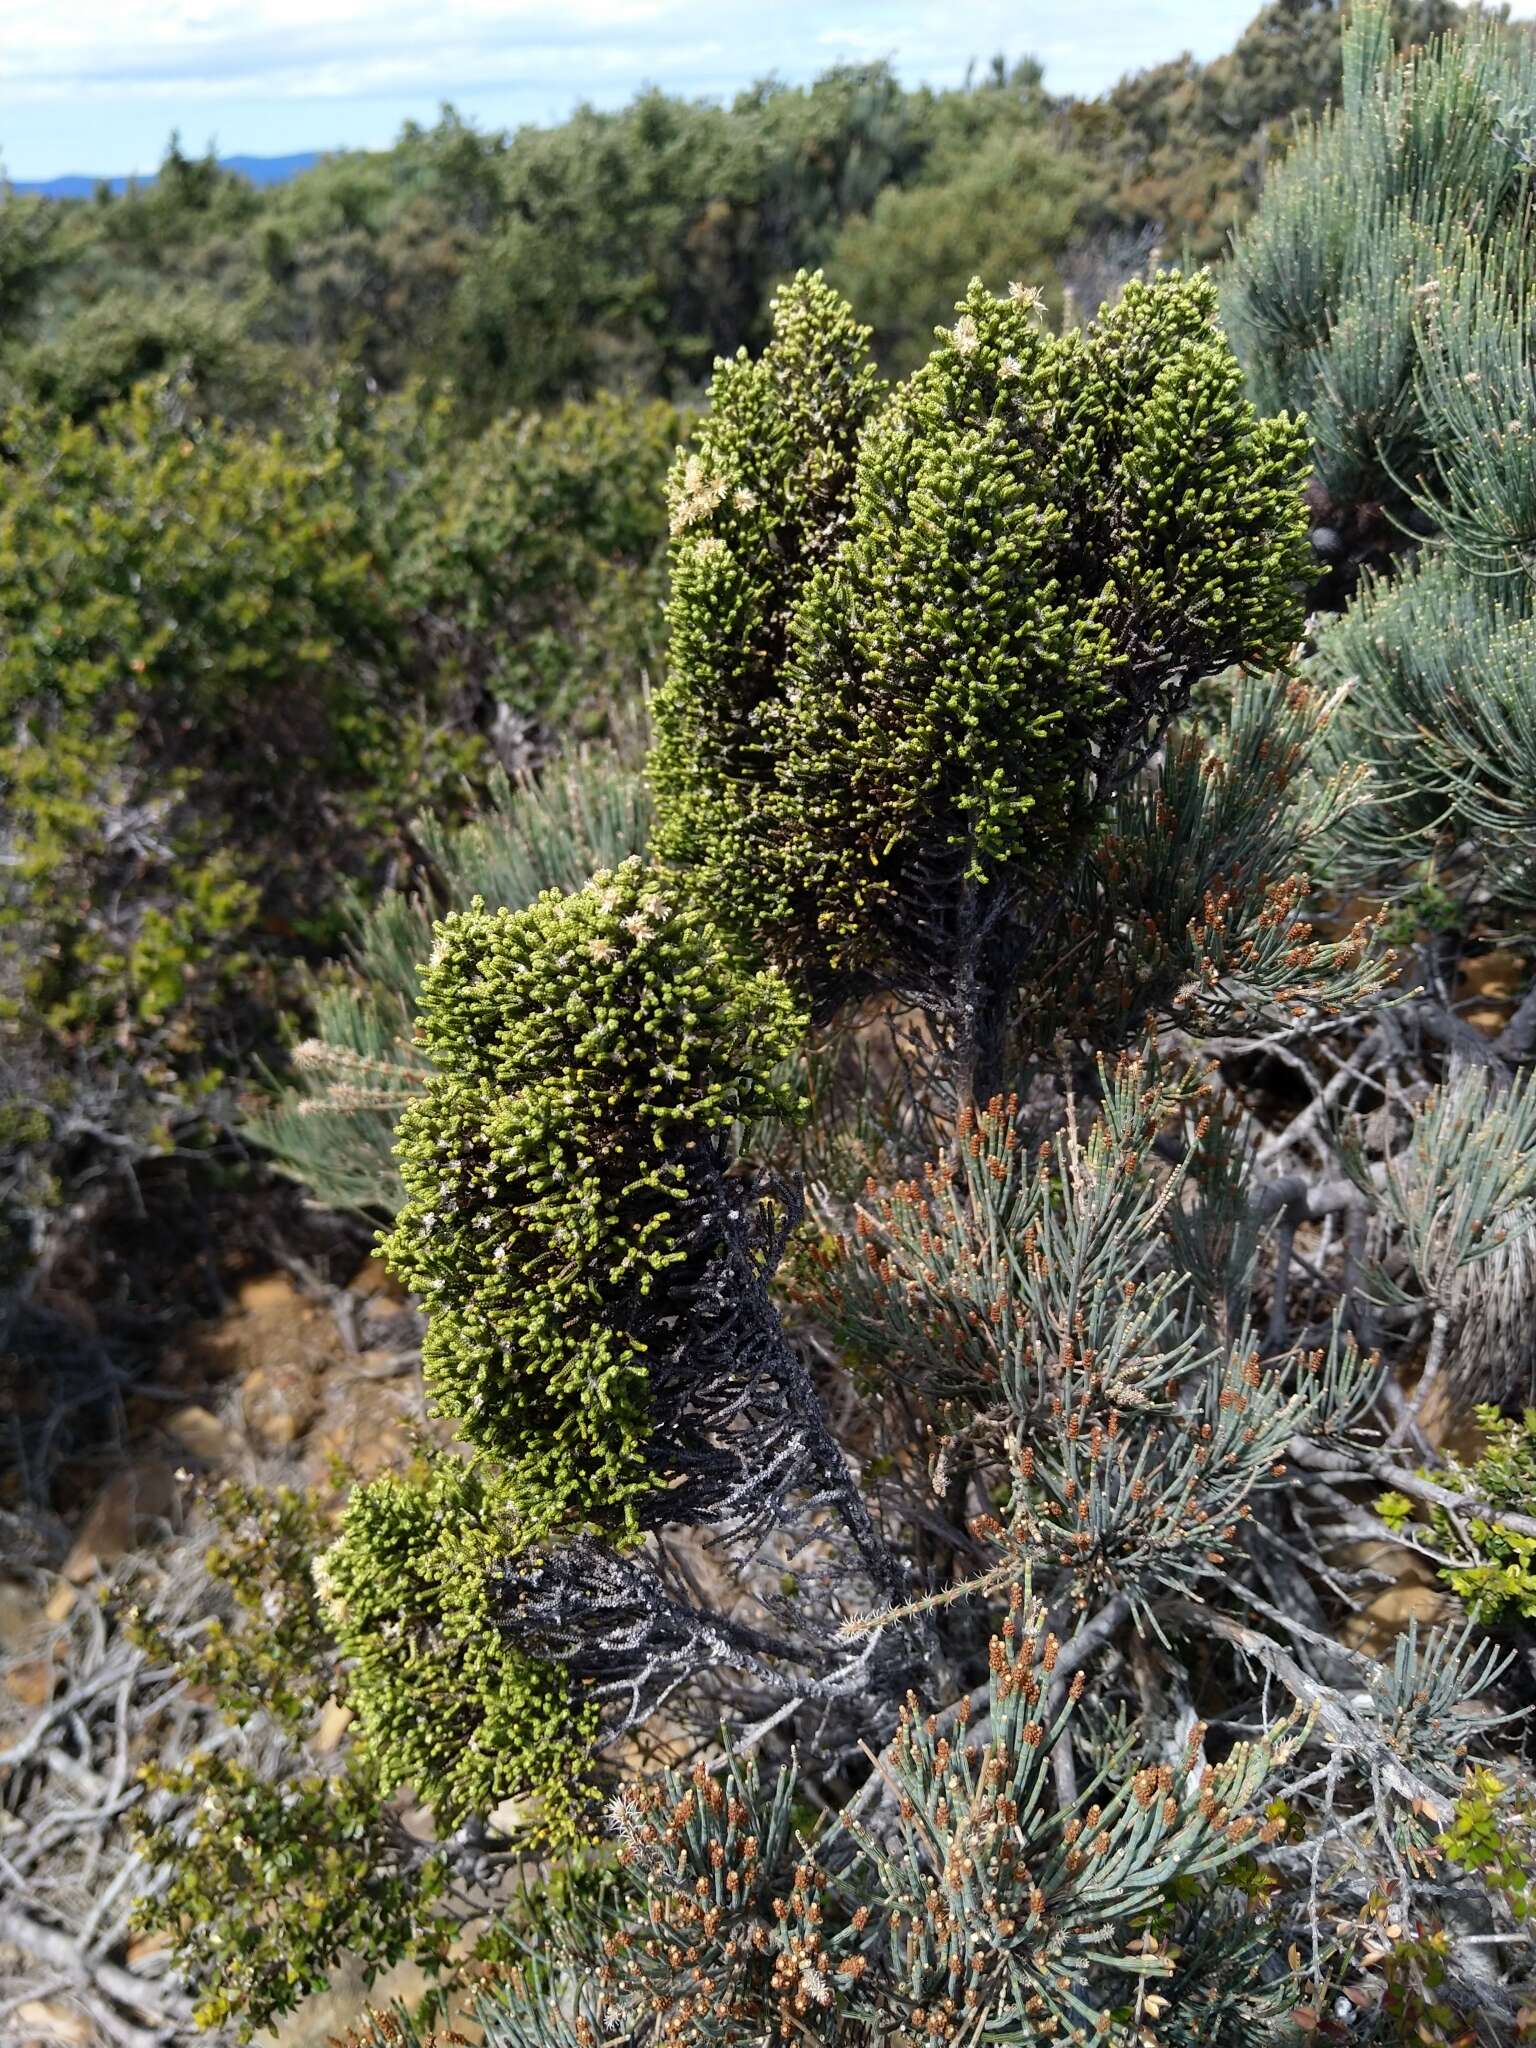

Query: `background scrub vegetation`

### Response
(7, 6, 1536, 2048)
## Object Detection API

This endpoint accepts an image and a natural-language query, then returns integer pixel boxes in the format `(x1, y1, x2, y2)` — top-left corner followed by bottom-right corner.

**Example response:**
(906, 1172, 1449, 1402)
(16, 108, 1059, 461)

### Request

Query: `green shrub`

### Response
(0, 379, 399, 1019)
(258, 735, 653, 1216)
(381, 859, 804, 1535)
(124, 1481, 461, 2038)
(316, 1452, 598, 1831)
(1382, 1407, 1536, 1625)
(132, 1753, 456, 2036)
(0, 373, 676, 1284)
(828, 119, 1087, 372)
(649, 269, 886, 948)
(365, 387, 677, 731)
(653, 267, 1310, 1088)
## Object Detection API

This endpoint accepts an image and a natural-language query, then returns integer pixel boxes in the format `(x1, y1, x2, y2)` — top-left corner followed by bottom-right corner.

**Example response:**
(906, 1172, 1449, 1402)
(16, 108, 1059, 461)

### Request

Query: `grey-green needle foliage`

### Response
(338, 1603, 1307, 2048)
(1230, 5, 1536, 923)
(1311, 549, 1536, 913)
(1224, 3, 1536, 524)
(652, 266, 1310, 1035)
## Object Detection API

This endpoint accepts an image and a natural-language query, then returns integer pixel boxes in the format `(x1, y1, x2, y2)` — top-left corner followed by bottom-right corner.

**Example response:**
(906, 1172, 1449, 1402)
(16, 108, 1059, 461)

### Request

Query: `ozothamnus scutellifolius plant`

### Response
(649, 268, 887, 947)
(381, 858, 805, 1538)
(314, 1450, 597, 1833)
(652, 266, 1311, 1078)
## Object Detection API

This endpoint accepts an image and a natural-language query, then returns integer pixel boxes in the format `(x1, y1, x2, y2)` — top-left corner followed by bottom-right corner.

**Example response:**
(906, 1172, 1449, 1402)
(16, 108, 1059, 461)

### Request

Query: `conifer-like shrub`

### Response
(1224, 4, 1535, 545)
(381, 859, 806, 1536)
(648, 269, 887, 953)
(1230, 4, 1536, 945)
(1310, 550, 1536, 914)
(459, 1598, 1302, 2048)
(653, 266, 1310, 1077)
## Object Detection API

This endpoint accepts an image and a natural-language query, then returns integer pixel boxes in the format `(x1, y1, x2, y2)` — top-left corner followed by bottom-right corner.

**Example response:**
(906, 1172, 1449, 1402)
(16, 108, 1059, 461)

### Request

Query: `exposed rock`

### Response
(1342, 1580, 1456, 1659)
(356, 1297, 424, 1352)
(348, 1255, 402, 1300)
(13, 1998, 93, 2045)
(43, 1583, 76, 1624)
(349, 1349, 415, 1382)
(61, 1463, 177, 1583)
(165, 1405, 239, 1465)
(303, 1380, 417, 1492)
(3, 1652, 58, 1710)
(180, 1270, 329, 1385)
(310, 1698, 355, 1753)
(242, 1360, 320, 1450)
(123, 1929, 175, 1971)
(0, 1579, 49, 1651)
(1459, 946, 1524, 1038)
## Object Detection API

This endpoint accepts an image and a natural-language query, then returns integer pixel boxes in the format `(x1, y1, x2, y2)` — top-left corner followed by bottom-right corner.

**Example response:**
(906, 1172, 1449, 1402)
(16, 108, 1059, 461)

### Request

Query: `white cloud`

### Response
(0, 1, 1352, 177)
(0, 0, 1257, 107)
(0, 0, 679, 102)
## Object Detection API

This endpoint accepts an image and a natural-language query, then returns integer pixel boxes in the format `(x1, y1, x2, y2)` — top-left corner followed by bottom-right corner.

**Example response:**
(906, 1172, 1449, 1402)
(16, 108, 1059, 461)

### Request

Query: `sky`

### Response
(8, 0, 1521, 183)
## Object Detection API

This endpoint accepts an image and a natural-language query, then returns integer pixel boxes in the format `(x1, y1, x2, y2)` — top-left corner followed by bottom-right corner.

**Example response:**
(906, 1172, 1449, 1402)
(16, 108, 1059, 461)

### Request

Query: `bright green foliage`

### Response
(1378, 1414, 1536, 1622)
(260, 736, 653, 1215)
(127, 1481, 338, 1738)
(1363, 1771, 1536, 2048)
(1439, 1768, 1536, 1925)
(657, 269, 1310, 993)
(381, 860, 804, 1534)
(124, 1479, 470, 2039)
(1373, 1770, 1536, 2048)
(650, 269, 886, 939)
(316, 1452, 597, 1830)
(131, 1751, 456, 2037)
(1427, 1408, 1536, 1624)
(778, 272, 1308, 972)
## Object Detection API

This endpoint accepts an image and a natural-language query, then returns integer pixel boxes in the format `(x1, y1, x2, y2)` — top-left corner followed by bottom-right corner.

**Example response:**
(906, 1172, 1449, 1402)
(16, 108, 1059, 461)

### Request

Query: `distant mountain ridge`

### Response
(6, 152, 323, 198)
